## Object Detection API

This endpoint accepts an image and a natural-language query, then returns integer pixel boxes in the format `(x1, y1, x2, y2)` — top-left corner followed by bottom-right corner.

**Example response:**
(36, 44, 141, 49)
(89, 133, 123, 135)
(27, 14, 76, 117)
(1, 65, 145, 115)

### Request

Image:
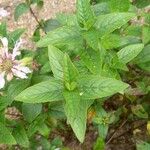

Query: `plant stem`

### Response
(29, 6, 46, 34)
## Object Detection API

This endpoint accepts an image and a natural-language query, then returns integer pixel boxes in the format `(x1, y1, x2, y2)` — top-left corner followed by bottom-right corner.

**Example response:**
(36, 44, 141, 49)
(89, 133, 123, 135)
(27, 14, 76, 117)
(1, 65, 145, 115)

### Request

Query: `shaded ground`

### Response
(52, 97, 148, 150)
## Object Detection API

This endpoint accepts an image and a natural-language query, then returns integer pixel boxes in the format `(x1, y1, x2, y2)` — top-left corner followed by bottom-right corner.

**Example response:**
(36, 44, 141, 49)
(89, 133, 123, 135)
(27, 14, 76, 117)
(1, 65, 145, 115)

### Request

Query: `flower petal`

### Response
(0, 37, 8, 57)
(12, 68, 27, 79)
(0, 72, 5, 89)
(7, 72, 13, 81)
(12, 39, 23, 59)
(13, 65, 31, 73)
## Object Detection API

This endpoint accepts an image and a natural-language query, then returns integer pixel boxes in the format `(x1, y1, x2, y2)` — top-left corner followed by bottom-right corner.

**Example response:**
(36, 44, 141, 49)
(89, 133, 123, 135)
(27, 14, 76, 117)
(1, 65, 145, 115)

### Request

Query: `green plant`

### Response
(0, 0, 150, 149)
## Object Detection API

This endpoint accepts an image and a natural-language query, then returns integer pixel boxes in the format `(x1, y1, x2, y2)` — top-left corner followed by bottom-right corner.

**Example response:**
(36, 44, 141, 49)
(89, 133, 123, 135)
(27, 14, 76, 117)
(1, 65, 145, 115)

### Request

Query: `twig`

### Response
(106, 119, 128, 145)
(113, 121, 146, 140)
(106, 121, 146, 145)
(29, 6, 46, 34)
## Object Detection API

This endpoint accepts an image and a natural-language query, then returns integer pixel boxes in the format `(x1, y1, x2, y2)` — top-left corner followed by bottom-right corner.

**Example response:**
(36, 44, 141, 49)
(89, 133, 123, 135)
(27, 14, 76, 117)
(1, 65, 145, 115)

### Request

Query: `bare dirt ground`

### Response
(0, 0, 76, 48)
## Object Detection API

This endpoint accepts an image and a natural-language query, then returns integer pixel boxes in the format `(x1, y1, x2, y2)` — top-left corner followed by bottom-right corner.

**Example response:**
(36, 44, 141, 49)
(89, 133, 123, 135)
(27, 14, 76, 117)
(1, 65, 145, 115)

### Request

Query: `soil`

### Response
(0, 0, 76, 48)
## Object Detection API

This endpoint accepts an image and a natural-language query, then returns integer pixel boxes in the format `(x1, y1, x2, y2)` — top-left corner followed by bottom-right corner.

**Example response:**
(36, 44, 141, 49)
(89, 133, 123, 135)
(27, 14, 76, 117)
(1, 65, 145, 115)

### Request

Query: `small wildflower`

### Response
(0, 37, 32, 89)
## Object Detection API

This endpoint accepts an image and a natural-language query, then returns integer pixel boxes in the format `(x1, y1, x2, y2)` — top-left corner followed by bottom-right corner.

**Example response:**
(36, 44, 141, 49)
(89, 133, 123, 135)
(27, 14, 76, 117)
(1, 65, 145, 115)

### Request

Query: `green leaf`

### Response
(44, 19, 60, 32)
(8, 28, 25, 44)
(109, 0, 130, 12)
(40, 61, 51, 74)
(15, 79, 64, 103)
(12, 125, 29, 147)
(92, 2, 110, 16)
(95, 13, 135, 37)
(83, 28, 100, 50)
(142, 26, 150, 45)
(22, 103, 42, 122)
(77, 75, 128, 99)
(63, 90, 93, 143)
(133, 0, 150, 8)
(0, 122, 16, 145)
(48, 102, 65, 119)
(36, 27, 81, 47)
(137, 142, 150, 150)
(117, 44, 144, 64)
(14, 3, 29, 21)
(76, 0, 95, 29)
(48, 45, 64, 80)
(63, 54, 79, 91)
(124, 25, 142, 37)
(56, 13, 77, 26)
(32, 27, 41, 42)
(31, 74, 52, 84)
(134, 44, 150, 64)
(80, 48, 104, 74)
(35, 48, 48, 65)
(101, 34, 121, 50)
(0, 96, 13, 111)
(8, 79, 30, 99)
(38, 123, 50, 137)
(27, 115, 46, 137)
(138, 61, 150, 72)
(0, 22, 7, 36)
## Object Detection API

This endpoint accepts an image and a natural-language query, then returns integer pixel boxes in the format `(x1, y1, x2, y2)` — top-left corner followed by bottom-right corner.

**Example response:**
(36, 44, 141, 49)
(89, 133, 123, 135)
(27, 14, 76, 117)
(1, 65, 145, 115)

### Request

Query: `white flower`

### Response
(0, 8, 10, 18)
(0, 37, 32, 89)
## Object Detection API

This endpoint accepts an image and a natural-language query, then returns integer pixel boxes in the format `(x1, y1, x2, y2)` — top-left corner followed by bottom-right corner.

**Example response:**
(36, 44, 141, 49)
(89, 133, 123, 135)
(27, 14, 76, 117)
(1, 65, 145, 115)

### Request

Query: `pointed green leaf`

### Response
(134, 44, 150, 64)
(137, 142, 150, 150)
(36, 27, 81, 47)
(63, 90, 93, 143)
(109, 0, 130, 12)
(83, 28, 100, 50)
(22, 103, 42, 122)
(40, 61, 51, 74)
(92, 2, 110, 16)
(48, 45, 64, 80)
(78, 75, 129, 99)
(76, 0, 95, 29)
(15, 79, 64, 103)
(12, 125, 29, 147)
(8, 79, 30, 99)
(134, 0, 150, 8)
(80, 48, 104, 74)
(8, 28, 25, 44)
(56, 13, 77, 26)
(0, 22, 7, 36)
(63, 54, 79, 91)
(117, 44, 144, 64)
(0, 96, 13, 111)
(0, 122, 16, 145)
(142, 26, 150, 45)
(14, 3, 29, 21)
(95, 13, 135, 37)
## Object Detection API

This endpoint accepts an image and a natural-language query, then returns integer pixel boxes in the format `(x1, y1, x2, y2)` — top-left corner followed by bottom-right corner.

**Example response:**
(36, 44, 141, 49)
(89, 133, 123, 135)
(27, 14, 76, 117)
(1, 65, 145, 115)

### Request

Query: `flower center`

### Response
(1, 59, 13, 73)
